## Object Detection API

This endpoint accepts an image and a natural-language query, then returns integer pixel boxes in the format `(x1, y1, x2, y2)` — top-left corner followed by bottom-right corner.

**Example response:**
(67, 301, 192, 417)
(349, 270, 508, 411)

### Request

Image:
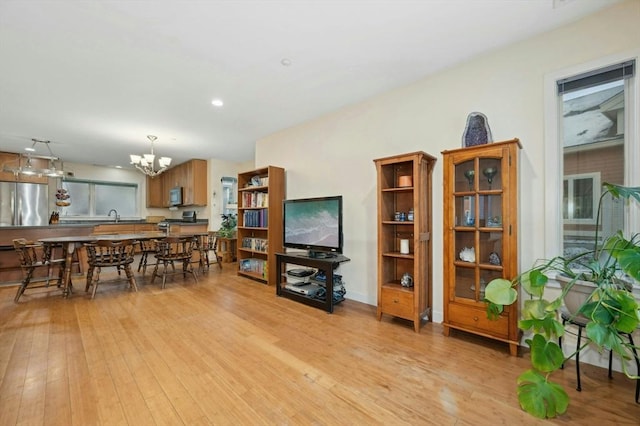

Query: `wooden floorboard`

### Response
(0, 262, 638, 425)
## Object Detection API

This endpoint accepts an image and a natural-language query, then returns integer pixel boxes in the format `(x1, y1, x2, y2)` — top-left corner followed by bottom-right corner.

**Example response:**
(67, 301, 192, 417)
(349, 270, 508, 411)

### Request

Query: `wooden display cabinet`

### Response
(236, 166, 285, 285)
(374, 151, 436, 332)
(441, 138, 521, 355)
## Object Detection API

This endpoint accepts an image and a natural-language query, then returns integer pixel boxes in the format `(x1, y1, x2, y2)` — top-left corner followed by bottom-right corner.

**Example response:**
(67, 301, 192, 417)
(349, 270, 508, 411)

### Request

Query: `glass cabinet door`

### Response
(453, 155, 504, 302)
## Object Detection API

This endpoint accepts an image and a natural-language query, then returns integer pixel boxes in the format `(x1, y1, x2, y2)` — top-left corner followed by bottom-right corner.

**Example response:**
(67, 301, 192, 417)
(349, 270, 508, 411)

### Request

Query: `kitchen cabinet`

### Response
(180, 160, 207, 206)
(0, 152, 18, 181)
(0, 152, 49, 184)
(92, 223, 158, 234)
(145, 159, 208, 208)
(166, 223, 207, 234)
(146, 175, 164, 208)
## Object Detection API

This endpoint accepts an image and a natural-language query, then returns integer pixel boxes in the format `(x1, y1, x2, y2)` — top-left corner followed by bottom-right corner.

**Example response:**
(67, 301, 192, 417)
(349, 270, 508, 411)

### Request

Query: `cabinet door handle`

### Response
(473, 316, 479, 321)
(393, 298, 399, 303)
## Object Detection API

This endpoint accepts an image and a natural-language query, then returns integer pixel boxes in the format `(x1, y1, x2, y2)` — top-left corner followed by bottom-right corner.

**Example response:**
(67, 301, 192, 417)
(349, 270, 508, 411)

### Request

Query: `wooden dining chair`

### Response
(151, 236, 198, 289)
(84, 239, 138, 299)
(207, 232, 223, 270)
(12, 239, 64, 302)
(137, 239, 157, 275)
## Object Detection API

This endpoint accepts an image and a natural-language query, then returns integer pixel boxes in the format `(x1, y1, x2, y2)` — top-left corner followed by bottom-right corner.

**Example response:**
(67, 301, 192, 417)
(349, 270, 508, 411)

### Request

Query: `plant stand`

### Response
(558, 307, 640, 402)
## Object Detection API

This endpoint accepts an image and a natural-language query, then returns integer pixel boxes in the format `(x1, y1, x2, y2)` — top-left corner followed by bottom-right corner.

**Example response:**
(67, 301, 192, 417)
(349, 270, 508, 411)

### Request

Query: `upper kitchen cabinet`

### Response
(0, 152, 17, 182)
(178, 159, 207, 206)
(146, 174, 164, 208)
(0, 152, 49, 184)
(146, 159, 208, 208)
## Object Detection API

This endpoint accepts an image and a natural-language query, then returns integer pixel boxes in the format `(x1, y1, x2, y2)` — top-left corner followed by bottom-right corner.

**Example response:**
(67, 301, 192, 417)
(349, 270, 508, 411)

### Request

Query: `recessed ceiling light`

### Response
(25, 147, 35, 152)
(281, 58, 292, 66)
(211, 99, 224, 107)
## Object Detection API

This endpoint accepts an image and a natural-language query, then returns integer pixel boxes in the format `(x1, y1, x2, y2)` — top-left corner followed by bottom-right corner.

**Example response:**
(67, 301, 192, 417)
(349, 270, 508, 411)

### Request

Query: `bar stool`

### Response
(558, 306, 639, 402)
(12, 239, 64, 302)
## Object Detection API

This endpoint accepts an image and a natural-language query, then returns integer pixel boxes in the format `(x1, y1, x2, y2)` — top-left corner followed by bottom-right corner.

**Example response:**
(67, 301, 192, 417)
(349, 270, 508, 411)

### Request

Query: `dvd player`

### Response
(287, 268, 315, 277)
(284, 283, 321, 296)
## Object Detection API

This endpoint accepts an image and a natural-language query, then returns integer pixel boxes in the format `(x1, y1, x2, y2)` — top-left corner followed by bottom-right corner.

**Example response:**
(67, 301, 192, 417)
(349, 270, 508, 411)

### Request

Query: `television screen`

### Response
(283, 196, 343, 256)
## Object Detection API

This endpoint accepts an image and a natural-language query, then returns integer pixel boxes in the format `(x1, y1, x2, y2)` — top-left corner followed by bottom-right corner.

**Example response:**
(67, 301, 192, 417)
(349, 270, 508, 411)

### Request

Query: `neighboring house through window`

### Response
(563, 172, 600, 225)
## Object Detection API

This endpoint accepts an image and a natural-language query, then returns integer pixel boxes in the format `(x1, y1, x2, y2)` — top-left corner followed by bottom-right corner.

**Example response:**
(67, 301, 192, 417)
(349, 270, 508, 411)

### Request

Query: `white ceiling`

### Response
(0, 0, 620, 169)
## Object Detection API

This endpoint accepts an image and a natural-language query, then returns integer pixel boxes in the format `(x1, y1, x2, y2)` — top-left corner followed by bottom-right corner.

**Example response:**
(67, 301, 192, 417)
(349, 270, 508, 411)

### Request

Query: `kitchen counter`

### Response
(0, 220, 208, 285)
(0, 219, 208, 231)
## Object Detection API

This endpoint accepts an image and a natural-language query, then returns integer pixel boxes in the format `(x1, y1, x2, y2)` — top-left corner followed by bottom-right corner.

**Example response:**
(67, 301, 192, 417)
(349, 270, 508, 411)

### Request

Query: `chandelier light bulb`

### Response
(129, 135, 172, 177)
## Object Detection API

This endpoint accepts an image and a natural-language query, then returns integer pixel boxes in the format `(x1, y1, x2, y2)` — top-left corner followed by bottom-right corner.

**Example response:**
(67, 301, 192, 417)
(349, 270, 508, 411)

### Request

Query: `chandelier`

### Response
(129, 135, 172, 177)
(2, 138, 65, 178)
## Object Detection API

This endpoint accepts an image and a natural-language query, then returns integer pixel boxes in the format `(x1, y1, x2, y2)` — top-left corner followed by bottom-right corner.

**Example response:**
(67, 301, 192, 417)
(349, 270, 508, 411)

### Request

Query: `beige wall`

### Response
(255, 1, 640, 323)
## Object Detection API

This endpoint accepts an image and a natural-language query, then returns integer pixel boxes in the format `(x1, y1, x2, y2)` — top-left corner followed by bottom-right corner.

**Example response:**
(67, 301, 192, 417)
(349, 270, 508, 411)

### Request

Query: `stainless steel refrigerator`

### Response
(0, 182, 49, 226)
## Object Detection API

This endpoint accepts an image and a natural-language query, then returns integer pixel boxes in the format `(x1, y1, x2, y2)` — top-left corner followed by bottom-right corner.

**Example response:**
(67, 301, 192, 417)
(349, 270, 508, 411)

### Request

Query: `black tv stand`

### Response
(308, 251, 336, 259)
(276, 252, 350, 313)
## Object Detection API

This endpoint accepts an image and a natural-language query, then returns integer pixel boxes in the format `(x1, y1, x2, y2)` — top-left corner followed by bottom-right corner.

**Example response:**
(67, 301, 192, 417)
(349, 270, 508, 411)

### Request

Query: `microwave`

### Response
(169, 187, 183, 206)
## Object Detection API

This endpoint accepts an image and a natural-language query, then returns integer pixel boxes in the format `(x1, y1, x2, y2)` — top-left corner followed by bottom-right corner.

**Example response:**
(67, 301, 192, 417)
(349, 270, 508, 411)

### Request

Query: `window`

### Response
(221, 176, 237, 216)
(563, 173, 600, 224)
(61, 179, 138, 218)
(544, 54, 638, 260)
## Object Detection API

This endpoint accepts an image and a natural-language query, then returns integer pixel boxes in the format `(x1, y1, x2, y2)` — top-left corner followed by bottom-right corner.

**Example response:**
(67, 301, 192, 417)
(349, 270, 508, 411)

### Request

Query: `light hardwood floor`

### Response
(0, 262, 638, 425)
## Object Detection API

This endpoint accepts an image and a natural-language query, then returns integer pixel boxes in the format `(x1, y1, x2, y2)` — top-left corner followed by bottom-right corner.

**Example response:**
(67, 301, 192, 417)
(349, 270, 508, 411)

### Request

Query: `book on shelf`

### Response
(242, 209, 269, 227)
(239, 258, 267, 278)
(241, 237, 268, 253)
(242, 192, 269, 208)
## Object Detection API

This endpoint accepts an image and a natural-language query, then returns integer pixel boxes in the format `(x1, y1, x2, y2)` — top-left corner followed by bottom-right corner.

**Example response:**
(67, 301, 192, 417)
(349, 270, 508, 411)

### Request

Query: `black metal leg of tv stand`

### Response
(275, 253, 349, 313)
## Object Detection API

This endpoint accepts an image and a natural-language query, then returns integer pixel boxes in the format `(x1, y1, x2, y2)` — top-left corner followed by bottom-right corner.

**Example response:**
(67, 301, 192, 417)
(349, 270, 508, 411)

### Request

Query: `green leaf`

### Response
(612, 291, 640, 333)
(486, 301, 504, 321)
(585, 321, 615, 347)
(603, 182, 640, 203)
(484, 278, 517, 305)
(615, 248, 640, 282)
(521, 270, 547, 298)
(527, 334, 565, 373)
(522, 299, 549, 320)
(517, 369, 569, 419)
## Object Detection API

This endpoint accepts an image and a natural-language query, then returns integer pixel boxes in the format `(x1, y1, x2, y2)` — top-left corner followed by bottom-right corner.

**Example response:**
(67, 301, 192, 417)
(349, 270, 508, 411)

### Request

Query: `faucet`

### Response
(107, 209, 120, 223)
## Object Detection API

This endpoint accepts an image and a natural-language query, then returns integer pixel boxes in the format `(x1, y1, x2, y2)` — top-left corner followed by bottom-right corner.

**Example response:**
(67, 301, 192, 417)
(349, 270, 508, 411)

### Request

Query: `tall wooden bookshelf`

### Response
(236, 166, 285, 285)
(374, 151, 436, 332)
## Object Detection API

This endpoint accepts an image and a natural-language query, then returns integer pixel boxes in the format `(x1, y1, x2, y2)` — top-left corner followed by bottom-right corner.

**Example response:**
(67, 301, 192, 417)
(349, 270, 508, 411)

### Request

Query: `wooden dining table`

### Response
(38, 232, 202, 298)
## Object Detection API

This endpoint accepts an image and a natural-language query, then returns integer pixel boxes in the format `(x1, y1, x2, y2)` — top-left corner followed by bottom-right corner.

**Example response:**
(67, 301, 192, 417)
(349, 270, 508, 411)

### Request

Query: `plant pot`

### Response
(556, 274, 597, 320)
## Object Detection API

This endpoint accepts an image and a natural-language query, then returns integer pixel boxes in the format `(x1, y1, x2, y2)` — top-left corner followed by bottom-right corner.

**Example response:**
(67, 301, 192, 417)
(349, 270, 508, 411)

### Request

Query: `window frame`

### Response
(544, 50, 640, 260)
(61, 178, 139, 219)
(563, 172, 601, 225)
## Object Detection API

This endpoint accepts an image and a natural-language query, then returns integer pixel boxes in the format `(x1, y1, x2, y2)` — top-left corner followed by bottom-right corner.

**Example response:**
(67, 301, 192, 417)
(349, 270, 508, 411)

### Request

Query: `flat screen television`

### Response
(283, 195, 343, 258)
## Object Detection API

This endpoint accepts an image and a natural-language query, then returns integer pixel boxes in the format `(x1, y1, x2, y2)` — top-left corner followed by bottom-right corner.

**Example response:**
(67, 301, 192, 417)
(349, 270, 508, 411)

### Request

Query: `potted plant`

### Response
(217, 213, 237, 238)
(484, 182, 640, 419)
